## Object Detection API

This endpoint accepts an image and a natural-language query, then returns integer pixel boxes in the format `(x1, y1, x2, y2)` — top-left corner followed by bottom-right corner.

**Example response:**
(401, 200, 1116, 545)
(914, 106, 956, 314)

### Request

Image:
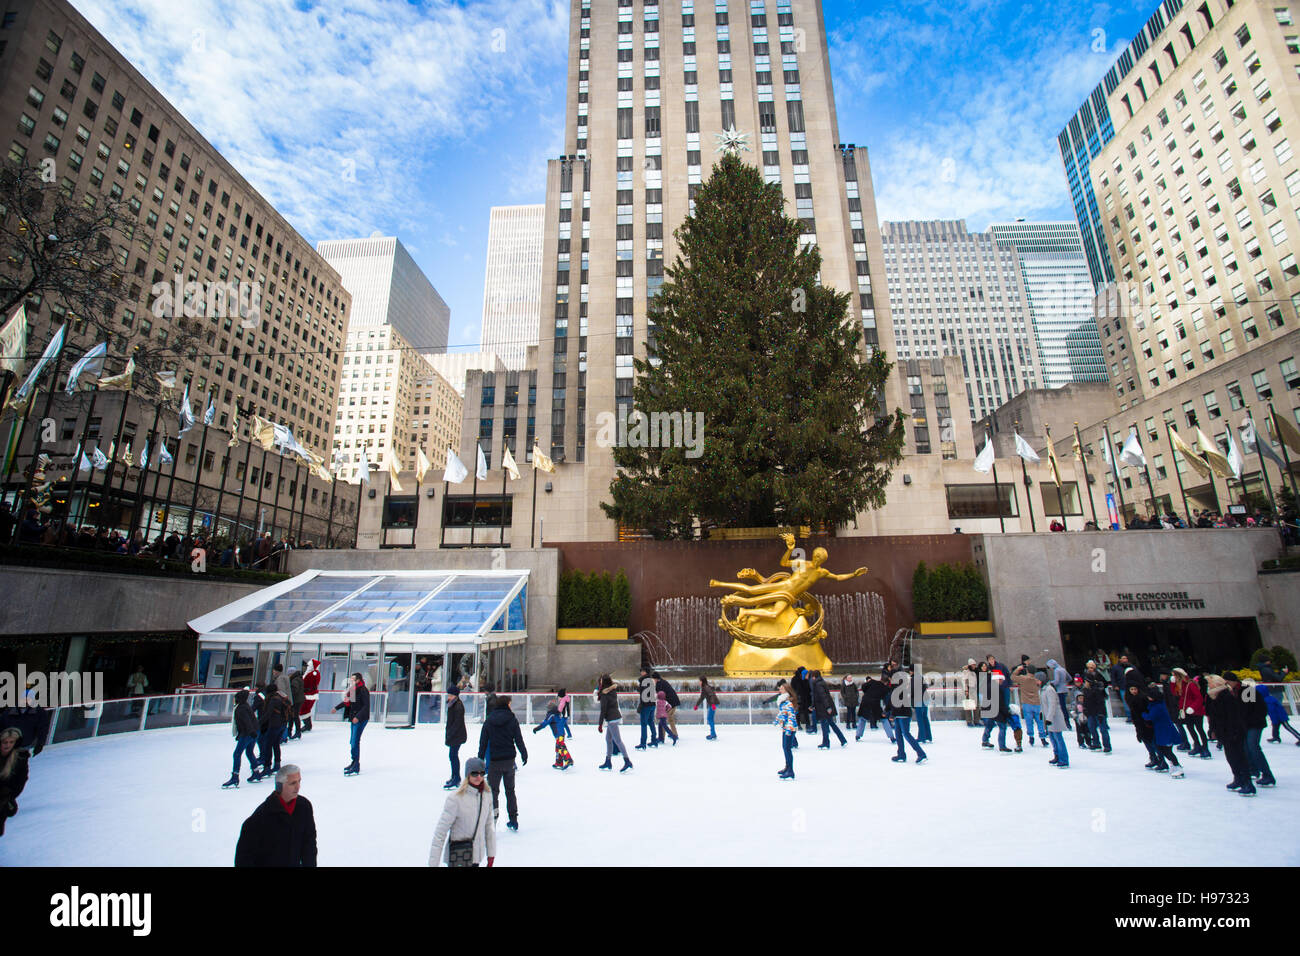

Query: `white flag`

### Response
(65, 341, 107, 394)
(973, 434, 995, 474)
(443, 447, 468, 484)
(139, 439, 150, 472)
(416, 446, 432, 484)
(388, 457, 404, 493)
(1101, 434, 1114, 468)
(13, 323, 65, 402)
(1013, 432, 1040, 463)
(155, 369, 177, 391)
(1119, 428, 1146, 469)
(204, 398, 216, 425)
(91, 445, 109, 471)
(357, 448, 372, 485)
(1241, 416, 1286, 468)
(78, 451, 92, 475)
(1226, 429, 1244, 480)
(159, 440, 174, 466)
(178, 383, 196, 436)
(0, 304, 28, 376)
(476, 443, 488, 481)
(502, 445, 520, 481)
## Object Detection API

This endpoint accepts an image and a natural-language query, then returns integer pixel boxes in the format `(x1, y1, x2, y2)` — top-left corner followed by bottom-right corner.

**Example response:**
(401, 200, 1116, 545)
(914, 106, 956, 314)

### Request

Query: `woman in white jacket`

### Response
(429, 757, 497, 867)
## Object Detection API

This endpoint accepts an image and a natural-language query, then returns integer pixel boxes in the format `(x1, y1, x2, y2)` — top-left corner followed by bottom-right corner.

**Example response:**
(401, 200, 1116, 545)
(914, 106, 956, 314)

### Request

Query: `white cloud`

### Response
(71, 0, 570, 241)
(829, 0, 1152, 228)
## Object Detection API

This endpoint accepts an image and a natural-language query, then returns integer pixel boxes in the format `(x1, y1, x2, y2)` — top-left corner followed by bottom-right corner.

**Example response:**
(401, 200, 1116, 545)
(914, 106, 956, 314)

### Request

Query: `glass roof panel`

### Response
(300, 574, 452, 636)
(399, 574, 525, 636)
(214, 575, 379, 633)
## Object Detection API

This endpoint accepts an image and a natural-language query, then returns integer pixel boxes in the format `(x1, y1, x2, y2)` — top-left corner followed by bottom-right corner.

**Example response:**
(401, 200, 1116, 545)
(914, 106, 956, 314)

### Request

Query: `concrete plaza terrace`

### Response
(3, 721, 1296, 867)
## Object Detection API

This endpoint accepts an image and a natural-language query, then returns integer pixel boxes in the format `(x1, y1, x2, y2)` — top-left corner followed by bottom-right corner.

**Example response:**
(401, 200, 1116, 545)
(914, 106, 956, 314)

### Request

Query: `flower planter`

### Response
(556, 627, 630, 643)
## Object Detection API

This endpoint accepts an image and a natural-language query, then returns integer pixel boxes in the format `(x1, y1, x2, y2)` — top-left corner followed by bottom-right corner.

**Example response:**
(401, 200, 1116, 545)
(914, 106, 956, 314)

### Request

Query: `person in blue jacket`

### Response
(1259, 684, 1300, 745)
(533, 697, 574, 770)
(1142, 684, 1185, 778)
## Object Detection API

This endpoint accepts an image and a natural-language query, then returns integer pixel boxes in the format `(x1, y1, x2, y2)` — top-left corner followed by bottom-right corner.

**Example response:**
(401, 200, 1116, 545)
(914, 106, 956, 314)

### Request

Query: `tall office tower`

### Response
(882, 220, 1045, 426)
(489, 0, 908, 542)
(410, 364, 464, 469)
(1059, 0, 1187, 289)
(316, 236, 450, 354)
(333, 324, 439, 476)
(0, 0, 349, 458)
(481, 205, 545, 369)
(988, 220, 1107, 387)
(1072, 0, 1300, 518)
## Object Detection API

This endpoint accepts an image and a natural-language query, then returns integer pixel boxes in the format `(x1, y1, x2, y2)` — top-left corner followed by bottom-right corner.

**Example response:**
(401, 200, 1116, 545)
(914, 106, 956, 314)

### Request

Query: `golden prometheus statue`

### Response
(709, 532, 868, 675)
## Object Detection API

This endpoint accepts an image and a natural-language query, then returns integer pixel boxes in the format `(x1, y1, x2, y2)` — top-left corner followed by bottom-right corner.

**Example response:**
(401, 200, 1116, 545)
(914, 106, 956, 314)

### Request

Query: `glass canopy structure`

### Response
(188, 570, 529, 726)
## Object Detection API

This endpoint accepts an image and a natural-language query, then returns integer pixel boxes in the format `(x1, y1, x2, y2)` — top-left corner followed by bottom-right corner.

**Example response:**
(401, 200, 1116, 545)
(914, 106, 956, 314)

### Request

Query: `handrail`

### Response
(31, 683, 1298, 751)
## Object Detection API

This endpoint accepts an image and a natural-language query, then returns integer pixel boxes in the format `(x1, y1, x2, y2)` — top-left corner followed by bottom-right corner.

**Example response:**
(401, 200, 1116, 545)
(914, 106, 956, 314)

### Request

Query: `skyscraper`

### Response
(1058, 0, 1187, 289)
(882, 219, 1044, 426)
(477, 0, 909, 542)
(480, 204, 545, 369)
(316, 236, 450, 354)
(988, 220, 1106, 388)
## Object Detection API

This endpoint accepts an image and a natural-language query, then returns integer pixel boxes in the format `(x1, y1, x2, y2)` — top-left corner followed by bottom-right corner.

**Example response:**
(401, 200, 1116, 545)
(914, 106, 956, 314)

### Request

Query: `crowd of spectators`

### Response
(1071, 504, 1299, 545)
(0, 500, 309, 572)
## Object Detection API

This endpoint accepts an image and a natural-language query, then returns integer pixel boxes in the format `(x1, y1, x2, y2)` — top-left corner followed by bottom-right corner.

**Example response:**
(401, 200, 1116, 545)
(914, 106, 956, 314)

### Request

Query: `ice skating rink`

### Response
(3, 720, 1297, 866)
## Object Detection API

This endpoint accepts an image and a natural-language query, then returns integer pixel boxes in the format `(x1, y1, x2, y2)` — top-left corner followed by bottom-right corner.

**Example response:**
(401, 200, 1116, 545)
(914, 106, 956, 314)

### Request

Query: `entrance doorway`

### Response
(1058, 618, 1263, 676)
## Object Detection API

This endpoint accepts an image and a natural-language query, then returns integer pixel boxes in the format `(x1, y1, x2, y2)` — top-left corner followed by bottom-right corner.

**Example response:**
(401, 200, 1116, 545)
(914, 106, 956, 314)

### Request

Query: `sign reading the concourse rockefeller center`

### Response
(1103, 591, 1207, 612)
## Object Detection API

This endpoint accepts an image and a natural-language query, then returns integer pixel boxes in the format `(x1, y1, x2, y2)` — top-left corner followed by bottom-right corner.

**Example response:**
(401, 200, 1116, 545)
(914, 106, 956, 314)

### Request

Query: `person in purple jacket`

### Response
(1142, 684, 1185, 778)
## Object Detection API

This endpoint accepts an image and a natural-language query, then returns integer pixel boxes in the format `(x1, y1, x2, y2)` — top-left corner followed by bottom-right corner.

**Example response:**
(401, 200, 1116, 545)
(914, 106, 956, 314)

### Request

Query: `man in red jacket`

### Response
(299, 659, 321, 732)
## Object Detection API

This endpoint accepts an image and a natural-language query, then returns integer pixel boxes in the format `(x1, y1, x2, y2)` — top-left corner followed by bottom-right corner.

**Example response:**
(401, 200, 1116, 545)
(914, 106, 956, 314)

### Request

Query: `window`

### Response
(1253, 370, 1273, 400)
(1203, 391, 1221, 419)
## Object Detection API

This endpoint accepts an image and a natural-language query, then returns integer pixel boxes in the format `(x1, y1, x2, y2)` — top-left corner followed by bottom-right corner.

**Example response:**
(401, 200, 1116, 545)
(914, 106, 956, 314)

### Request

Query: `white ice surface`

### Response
(2, 719, 1297, 866)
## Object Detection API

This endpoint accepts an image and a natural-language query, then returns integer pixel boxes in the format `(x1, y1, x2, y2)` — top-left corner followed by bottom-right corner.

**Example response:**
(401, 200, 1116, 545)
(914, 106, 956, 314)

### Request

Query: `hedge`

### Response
(558, 567, 631, 628)
(911, 560, 989, 622)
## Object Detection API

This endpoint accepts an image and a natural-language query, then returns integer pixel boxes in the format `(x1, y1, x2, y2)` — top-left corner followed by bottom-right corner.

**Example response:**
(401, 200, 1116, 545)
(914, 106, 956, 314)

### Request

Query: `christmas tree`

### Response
(602, 150, 904, 538)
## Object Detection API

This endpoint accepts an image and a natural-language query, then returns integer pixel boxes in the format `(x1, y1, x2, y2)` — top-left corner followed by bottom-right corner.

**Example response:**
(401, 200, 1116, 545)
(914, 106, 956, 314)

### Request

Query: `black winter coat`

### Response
(599, 687, 623, 723)
(234, 792, 317, 867)
(1243, 689, 1268, 730)
(351, 684, 371, 723)
(234, 700, 259, 738)
(655, 678, 681, 708)
(811, 677, 835, 718)
(841, 682, 860, 714)
(860, 679, 886, 717)
(265, 695, 290, 730)
(478, 705, 527, 764)
(289, 672, 305, 709)
(445, 697, 467, 746)
(1205, 689, 1246, 743)
(0, 750, 29, 806)
(1082, 674, 1108, 717)
(791, 671, 811, 707)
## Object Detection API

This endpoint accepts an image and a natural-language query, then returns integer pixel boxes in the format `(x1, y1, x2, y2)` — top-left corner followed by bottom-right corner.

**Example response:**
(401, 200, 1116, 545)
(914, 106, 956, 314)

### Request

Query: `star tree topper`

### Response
(714, 126, 752, 155)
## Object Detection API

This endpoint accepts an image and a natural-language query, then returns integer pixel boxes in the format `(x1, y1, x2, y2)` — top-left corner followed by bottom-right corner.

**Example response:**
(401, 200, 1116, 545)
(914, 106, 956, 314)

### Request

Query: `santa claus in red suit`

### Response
(300, 658, 321, 732)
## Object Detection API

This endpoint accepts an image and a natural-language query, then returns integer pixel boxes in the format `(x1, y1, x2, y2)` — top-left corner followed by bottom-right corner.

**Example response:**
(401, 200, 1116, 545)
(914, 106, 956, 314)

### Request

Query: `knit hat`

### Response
(447, 685, 460, 696)
(464, 757, 486, 775)
(1172, 667, 1188, 678)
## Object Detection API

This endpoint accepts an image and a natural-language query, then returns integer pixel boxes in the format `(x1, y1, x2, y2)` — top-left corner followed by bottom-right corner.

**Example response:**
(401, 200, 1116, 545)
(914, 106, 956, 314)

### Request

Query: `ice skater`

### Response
(1012, 665, 1045, 747)
(775, 681, 798, 779)
(444, 685, 467, 789)
(1172, 668, 1208, 758)
(655, 689, 679, 745)
(338, 673, 369, 776)
(886, 670, 927, 764)
(429, 758, 496, 868)
(299, 658, 321, 733)
(0, 727, 29, 838)
(1141, 684, 1185, 777)
(1238, 676, 1276, 788)
(1040, 674, 1068, 768)
(225, 689, 261, 788)
(478, 696, 527, 831)
(596, 675, 633, 773)
(234, 764, 317, 867)
(1259, 683, 1300, 745)
(811, 670, 846, 748)
(694, 677, 719, 740)
(1206, 674, 1255, 796)
(533, 696, 575, 769)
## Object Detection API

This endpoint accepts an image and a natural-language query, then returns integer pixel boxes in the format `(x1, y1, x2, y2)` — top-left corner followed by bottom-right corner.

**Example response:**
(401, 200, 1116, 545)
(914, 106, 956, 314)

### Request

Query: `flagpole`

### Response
(95, 380, 133, 533)
(150, 426, 173, 544)
(353, 471, 364, 548)
(500, 453, 508, 546)
(1075, 423, 1100, 529)
(212, 434, 231, 546)
(1014, 421, 1036, 533)
(185, 392, 214, 539)
(530, 461, 539, 547)
(469, 466, 478, 548)
(325, 468, 338, 548)
(63, 382, 102, 532)
(1244, 408, 1279, 517)
(1267, 402, 1299, 502)
(1103, 419, 1128, 526)
(1164, 419, 1194, 526)
(13, 346, 70, 540)
(270, 444, 286, 541)
(232, 408, 254, 551)
(1046, 424, 1068, 531)
(130, 398, 163, 537)
(291, 461, 305, 544)
(251, 443, 269, 547)
(440, 480, 448, 548)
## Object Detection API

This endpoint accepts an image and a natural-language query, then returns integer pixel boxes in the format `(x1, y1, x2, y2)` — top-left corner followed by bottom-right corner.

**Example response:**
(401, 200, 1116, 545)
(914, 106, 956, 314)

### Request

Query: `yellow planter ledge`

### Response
(916, 621, 994, 636)
(556, 627, 631, 642)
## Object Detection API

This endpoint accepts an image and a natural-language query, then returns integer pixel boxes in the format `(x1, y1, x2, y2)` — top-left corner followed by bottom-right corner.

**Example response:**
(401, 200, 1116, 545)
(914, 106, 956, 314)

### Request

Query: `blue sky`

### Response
(72, 0, 1155, 354)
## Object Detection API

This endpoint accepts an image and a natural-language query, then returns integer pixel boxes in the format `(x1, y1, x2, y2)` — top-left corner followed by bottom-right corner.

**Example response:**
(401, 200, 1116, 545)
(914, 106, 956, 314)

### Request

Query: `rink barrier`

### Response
(34, 684, 1300, 749)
